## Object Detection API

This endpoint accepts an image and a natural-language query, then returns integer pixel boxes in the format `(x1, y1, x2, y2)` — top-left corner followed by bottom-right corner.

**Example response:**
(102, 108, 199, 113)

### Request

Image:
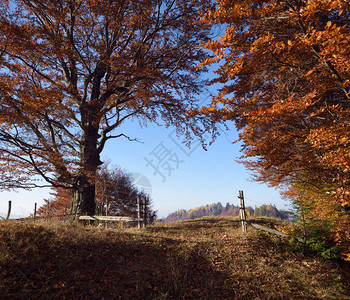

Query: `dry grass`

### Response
(0, 217, 349, 299)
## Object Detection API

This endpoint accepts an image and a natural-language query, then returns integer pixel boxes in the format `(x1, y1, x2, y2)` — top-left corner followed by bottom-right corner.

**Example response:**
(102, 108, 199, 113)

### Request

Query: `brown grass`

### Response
(0, 217, 349, 299)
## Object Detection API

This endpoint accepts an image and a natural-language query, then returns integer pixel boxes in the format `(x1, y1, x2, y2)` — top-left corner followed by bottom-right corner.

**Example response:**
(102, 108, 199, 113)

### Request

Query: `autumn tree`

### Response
(201, 0, 350, 251)
(0, 0, 215, 217)
(40, 164, 157, 223)
(95, 163, 156, 223)
(37, 187, 71, 216)
(95, 163, 137, 217)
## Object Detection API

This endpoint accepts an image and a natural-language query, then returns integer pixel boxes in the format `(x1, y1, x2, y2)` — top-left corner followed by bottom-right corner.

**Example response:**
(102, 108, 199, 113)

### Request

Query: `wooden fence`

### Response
(2, 200, 147, 228)
(238, 191, 304, 243)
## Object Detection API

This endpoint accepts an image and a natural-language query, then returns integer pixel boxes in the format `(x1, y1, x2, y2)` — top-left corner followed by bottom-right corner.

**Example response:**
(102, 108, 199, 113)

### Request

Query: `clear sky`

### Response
(101, 117, 290, 218)
(0, 60, 290, 218)
(0, 98, 290, 218)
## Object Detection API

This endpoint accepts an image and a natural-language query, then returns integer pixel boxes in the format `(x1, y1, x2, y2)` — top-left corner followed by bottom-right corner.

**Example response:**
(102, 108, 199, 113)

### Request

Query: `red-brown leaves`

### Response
(0, 0, 215, 214)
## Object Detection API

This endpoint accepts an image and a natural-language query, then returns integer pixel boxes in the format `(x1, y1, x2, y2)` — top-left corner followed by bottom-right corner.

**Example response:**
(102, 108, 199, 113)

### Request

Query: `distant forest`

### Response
(162, 202, 289, 223)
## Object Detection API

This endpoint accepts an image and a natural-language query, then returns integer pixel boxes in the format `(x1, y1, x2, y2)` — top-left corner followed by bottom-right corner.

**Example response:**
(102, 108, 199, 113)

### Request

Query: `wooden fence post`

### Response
(137, 196, 141, 230)
(33, 203, 37, 220)
(105, 198, 109, 229)
(6, 200, 11, 220)
(142, 201, 147, 228)
(105, 199, 109, 216)
(238, 190, 247, 233)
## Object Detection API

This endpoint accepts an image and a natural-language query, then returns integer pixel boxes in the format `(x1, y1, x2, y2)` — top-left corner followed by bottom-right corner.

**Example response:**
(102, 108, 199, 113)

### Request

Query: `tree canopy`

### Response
(201, 0, 350, 255)
(0, 0, 214, 215)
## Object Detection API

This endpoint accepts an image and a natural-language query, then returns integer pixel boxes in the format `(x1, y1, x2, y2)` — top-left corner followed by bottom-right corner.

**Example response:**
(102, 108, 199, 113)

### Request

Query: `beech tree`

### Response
(0, 0, 214, 216)
(201, 0, 350, 252)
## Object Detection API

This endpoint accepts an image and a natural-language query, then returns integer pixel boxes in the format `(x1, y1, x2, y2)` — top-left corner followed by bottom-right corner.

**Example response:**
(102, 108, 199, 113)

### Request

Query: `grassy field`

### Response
(0, 217, 349, 299)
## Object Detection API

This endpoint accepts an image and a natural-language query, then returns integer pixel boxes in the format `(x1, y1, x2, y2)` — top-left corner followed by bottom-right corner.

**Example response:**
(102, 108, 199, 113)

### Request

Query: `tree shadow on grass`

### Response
(0, 224, 235, 299)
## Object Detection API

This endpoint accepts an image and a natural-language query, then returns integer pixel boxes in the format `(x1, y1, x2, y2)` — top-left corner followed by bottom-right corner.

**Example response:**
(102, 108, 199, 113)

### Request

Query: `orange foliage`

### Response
(0, 0, 215, 215)
(38, 188, 71, 217)
(201, 0, 350, 247)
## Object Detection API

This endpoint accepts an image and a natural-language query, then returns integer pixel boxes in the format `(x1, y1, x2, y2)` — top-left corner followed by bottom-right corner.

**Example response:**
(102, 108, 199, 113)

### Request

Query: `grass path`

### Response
(0, 217, 349, 299)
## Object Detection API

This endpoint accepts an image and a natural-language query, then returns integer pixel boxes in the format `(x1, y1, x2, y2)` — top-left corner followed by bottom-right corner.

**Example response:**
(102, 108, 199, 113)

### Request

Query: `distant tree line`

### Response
(162, 202, 288, 223)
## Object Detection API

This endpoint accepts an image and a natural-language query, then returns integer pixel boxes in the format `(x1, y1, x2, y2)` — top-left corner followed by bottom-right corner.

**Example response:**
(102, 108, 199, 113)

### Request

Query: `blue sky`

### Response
(0, 110, 290, 218)
(0, 60, 290, 218)
(0, 6, 290, 218)
(101, 118, 290, 217)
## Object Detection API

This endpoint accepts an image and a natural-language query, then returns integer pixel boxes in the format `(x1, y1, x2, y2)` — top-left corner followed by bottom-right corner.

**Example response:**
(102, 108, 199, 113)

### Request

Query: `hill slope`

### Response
(0, 218, 349, 299)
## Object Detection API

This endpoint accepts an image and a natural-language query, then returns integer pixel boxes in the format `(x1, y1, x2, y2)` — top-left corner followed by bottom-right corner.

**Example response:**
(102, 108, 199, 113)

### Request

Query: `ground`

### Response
(0, 217, 349, 299)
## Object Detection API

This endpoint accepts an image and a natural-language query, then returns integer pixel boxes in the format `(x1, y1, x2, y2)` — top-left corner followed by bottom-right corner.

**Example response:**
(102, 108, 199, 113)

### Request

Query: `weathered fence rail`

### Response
(247, 221, 289, 238)
(78, 216, 142, 222)
(247, 221, 305, 243)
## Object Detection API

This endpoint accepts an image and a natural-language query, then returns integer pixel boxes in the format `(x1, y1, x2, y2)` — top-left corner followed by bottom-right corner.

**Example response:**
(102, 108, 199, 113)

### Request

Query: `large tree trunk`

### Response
(70, 121, 102, 219)
(71, 174, 96, 217)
